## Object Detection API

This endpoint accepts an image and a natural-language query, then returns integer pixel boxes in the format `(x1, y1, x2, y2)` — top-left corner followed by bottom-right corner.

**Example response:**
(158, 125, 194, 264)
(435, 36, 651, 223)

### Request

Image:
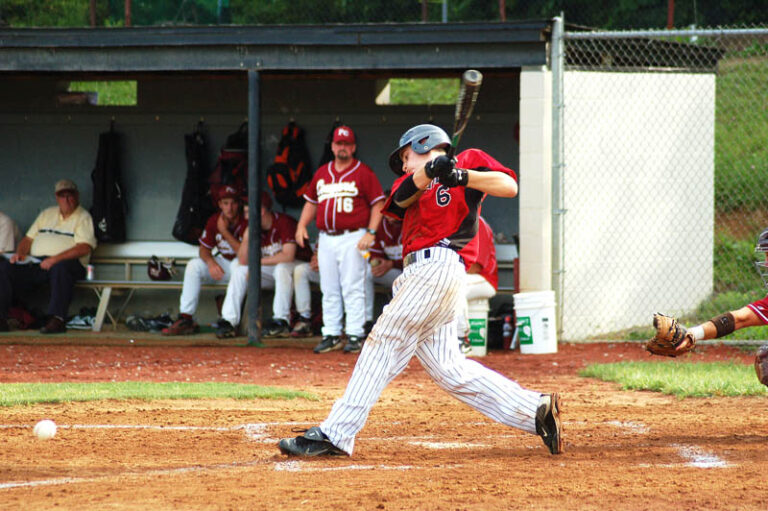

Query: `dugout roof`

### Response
(0, 20, 552, 74)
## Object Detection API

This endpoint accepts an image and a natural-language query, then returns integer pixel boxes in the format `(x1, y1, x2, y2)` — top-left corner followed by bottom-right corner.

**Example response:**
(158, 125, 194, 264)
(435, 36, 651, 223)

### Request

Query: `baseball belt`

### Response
(403, 246, 462, 268)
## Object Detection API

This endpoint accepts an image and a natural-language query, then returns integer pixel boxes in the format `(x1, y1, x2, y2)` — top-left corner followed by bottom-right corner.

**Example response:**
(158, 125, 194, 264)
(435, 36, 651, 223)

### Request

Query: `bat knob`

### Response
(462, 69, 483, 86)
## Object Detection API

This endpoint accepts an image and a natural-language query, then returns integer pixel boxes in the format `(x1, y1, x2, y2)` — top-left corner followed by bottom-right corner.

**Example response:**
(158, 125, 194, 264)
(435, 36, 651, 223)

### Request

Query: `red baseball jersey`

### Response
(369, 216, 403, 270)
(459, 216, 498, 290)
(304, 159, 385, 232)
(199, 212, 248, 260)
(384, 148, 516, 257)
(747, 295, 768, 325)
(261, 212, 312, 262)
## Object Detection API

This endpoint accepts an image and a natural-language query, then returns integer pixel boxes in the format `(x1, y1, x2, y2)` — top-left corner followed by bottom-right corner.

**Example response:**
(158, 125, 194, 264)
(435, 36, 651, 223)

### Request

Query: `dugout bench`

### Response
(75, 241, 227, 332)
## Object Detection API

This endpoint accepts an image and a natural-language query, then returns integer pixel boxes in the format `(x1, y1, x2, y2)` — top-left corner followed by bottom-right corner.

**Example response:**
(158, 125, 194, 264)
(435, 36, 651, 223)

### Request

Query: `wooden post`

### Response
(667, 0, 674, 29)
(125, 0, 132, 27)
(89, 0, 96, 27)
(499, 0, 506, 21)
(422, 0, 428, 22)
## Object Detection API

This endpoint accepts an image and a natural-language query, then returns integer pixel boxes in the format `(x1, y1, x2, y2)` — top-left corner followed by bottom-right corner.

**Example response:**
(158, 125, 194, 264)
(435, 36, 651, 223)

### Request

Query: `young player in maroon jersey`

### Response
(164, 185, 247, 336)
(216, 192, 311, 339)
(278, 124, 563, 457)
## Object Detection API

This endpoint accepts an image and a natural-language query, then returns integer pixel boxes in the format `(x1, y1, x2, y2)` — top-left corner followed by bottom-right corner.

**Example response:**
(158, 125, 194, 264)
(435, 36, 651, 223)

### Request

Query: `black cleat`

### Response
(215, 319, 237, 339)
(343, 335, 363, 353)
(313, 335, 343, 354)
(535, 393, 563, 455)
(278, 427, 346, 457)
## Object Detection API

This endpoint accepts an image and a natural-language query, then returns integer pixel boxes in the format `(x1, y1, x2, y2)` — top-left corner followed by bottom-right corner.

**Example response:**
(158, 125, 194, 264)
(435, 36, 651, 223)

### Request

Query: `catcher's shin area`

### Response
(756, 344, 768, 386)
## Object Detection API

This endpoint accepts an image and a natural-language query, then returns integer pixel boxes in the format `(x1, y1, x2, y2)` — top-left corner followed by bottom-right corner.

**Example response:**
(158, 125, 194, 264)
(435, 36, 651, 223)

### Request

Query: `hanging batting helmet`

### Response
(388, 124, 451, 176)
(755, 227, 768, 289)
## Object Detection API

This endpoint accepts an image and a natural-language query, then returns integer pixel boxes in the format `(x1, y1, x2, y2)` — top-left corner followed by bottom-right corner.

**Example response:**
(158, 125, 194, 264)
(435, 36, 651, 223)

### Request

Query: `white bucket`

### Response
(513, 290, 557, 354)
(466, 298, 490, 357)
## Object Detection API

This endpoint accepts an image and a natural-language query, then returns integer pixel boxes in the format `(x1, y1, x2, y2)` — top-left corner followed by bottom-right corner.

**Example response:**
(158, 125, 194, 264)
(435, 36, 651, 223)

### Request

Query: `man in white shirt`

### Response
(0, 211, 20, 253)
(0, 179, 97, 333)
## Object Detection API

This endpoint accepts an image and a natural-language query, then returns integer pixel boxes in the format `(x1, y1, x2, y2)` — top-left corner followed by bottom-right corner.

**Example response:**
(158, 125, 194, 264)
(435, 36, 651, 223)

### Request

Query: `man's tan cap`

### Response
(55, 179, 78, 194)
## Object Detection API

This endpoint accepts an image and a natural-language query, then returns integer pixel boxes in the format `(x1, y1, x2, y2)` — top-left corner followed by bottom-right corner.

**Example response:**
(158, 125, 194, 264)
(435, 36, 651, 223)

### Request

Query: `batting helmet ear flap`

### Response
(388, 124, 451, 176)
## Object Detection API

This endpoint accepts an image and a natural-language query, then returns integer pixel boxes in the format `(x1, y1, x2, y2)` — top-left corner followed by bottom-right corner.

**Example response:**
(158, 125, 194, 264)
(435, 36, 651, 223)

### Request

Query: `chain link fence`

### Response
(556, 25, 768, 340)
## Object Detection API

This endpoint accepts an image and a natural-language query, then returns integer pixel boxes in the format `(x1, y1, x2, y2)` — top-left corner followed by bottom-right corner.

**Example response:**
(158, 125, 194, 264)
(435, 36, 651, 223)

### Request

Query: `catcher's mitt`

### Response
(645, 313, 696, 357)
(755, 344, 768, 386)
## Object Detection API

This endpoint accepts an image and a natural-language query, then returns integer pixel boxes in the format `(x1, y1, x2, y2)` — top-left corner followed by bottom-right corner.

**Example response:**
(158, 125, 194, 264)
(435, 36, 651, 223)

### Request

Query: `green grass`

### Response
(388, 78, 460, 105)
(715, 55, 768, 213)
(68, 80, 137, 106)
(0, 381, 317, 407)
(580, 361, 767, 398)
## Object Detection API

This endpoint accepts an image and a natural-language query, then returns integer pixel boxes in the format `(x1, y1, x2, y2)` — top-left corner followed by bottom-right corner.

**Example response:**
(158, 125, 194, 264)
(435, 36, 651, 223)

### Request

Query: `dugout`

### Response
(0, 21, 555, 342)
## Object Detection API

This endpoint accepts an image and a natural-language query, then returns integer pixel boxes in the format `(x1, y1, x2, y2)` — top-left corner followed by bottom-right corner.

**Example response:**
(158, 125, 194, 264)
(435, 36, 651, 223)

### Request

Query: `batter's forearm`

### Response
(392, 175, 424, 209)
(466, 170, 517, 198)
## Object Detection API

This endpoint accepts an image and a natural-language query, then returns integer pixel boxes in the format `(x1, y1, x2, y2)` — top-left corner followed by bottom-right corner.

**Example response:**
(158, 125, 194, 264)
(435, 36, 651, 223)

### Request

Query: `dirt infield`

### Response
(1, 337, 767, 510)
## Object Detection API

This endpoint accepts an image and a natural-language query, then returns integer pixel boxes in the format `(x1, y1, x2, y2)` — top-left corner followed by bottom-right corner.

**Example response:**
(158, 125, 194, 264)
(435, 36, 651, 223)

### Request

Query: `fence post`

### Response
(551, 15, 566, 338)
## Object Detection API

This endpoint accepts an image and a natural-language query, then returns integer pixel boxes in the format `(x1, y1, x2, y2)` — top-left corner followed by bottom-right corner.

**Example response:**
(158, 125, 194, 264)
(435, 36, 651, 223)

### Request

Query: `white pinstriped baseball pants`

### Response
(320, 247, 542, 455)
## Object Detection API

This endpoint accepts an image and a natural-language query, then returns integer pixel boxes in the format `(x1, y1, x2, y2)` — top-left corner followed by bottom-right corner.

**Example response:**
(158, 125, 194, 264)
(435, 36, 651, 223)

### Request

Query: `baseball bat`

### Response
(448, 69, 483, 158)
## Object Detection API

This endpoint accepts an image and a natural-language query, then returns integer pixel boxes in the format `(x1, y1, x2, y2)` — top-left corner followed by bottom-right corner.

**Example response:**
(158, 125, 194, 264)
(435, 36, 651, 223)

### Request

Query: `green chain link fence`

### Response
(556, 25, 768, 340)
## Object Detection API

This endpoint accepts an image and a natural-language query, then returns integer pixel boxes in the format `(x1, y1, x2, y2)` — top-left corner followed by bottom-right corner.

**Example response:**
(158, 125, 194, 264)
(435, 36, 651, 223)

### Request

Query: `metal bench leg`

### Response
(113, 289, 136, 327)
(92, 286, 112, 333)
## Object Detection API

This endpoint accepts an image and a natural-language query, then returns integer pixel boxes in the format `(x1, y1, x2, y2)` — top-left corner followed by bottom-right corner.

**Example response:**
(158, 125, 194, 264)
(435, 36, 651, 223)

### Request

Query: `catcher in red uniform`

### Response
(647, 227, 768, 386)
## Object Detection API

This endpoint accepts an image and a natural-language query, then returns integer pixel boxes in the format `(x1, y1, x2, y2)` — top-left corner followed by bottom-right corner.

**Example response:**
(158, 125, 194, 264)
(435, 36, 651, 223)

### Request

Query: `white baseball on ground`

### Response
(33, 419, 57, 440)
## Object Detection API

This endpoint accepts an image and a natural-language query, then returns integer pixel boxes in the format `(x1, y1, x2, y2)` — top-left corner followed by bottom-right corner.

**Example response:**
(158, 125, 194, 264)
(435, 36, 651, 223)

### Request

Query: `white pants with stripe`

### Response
(319, 247, 542, 455)
(221, 259, 295, 327)
(179, 255, 233, 316)
(318, 229, 367, 338)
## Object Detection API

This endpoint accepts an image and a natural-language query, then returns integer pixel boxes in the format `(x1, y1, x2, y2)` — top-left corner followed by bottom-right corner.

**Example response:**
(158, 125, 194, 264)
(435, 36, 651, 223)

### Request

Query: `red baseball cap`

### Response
(333, 125, 355, 144)
(260, 191, 272, 210)
(218, 185, 242, 201)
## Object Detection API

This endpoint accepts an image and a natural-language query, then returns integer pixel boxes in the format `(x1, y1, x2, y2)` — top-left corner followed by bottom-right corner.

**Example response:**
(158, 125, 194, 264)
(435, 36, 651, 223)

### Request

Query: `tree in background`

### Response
(0, 0, 100, 27)
(1, 0, 766, 28)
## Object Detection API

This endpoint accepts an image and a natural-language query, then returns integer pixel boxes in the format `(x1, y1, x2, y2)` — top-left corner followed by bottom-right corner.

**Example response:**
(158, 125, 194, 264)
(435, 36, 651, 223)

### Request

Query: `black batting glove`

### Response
(439, 168, 469, 188)
(423, 155, 456, 179)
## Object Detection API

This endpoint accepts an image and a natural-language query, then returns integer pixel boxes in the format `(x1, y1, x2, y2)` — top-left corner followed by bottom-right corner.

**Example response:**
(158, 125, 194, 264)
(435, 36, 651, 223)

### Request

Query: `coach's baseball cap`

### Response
(333, 125, 356, 144)
(55, 179, 78, 194)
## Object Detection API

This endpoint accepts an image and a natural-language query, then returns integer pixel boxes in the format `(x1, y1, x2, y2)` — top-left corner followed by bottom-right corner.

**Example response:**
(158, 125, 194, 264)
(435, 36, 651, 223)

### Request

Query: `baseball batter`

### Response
(295, 125, 385, 354)
(279, 124, 563, 457)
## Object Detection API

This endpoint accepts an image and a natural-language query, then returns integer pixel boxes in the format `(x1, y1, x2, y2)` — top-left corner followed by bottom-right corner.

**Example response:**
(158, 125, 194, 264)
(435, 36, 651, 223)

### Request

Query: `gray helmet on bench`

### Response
(388, 124, 451, 176)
